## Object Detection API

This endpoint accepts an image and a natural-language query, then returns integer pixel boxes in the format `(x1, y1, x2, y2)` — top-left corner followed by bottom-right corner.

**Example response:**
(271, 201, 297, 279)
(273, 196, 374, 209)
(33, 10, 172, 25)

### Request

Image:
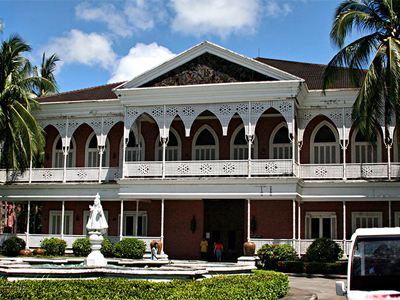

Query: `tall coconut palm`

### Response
(323, 0, 400, 142)
(0, 34, 56, 172)
(32, 53, 60, 97)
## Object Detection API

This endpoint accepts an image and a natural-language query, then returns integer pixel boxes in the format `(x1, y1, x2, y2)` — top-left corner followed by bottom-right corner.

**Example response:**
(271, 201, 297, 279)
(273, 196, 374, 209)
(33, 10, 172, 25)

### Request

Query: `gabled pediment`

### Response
(115, 41, 302, 90)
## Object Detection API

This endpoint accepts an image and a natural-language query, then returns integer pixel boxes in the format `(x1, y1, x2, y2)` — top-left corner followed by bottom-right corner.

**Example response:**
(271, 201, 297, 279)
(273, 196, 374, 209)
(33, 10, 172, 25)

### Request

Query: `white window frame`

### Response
(192, 125, 219, 160)
(85, 132, 110, 167)
(230, 124, 257, 159)
(270, 122, 292, 159)
(155, 128, 181, 161)
(305, 211, 337, 239)
(52, 135, 76, 168)
(118, 211, 148, 236)
(49, 210, 74, 235)
(120, 131, 145, 163)
(395, 211, 400, 227)
(351, 128, 381, 163)
(310, 121, 340, 164)
(351, 211, 382, 233)
(83, 210, 109, 236)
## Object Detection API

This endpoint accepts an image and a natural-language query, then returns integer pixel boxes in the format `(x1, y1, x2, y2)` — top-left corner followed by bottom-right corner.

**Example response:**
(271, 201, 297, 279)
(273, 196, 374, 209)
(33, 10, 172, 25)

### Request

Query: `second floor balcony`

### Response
(1, 159, 400, 183)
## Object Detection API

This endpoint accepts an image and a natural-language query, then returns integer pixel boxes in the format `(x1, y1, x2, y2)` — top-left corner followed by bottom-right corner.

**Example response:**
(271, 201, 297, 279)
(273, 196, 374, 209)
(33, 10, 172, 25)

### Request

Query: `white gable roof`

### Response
(114, 41, 302, 90)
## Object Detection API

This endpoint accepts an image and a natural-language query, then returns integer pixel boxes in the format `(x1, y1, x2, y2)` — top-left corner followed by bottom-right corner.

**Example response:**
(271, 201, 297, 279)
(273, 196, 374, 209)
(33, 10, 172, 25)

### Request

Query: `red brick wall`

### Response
(250, 200, 293, 239)
(164, 200, 204, 259)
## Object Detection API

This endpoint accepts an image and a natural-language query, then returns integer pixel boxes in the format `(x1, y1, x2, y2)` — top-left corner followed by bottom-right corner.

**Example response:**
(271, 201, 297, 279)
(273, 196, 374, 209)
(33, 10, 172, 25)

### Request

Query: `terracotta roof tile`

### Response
(254, 57, 358, 90)
(36, 82, 124, 103)
(36, 58, 359, 104)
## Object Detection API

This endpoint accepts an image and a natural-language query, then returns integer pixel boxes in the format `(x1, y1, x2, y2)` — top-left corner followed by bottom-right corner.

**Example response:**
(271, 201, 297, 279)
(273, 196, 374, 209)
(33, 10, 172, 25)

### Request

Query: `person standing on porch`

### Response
(200, 237, 208, 260)
(214, 241, 223, 262)
(151, 242, 158, 260)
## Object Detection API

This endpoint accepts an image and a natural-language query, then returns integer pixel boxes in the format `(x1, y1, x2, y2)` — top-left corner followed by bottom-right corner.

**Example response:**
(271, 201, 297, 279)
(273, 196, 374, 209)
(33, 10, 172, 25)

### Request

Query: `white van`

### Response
(336, 227, 400, 299)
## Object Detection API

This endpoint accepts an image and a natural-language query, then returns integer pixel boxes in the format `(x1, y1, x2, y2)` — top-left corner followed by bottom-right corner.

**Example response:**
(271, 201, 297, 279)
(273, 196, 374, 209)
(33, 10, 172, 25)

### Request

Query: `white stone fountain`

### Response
(85, 193, 108, 266)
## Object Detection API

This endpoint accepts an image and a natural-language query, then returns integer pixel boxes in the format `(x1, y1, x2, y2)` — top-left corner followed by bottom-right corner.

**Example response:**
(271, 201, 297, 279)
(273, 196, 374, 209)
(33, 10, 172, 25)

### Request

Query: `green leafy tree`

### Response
(0, 34, 56, 172)
(32, 53, 60, 97)
(323, 0, 400, 142)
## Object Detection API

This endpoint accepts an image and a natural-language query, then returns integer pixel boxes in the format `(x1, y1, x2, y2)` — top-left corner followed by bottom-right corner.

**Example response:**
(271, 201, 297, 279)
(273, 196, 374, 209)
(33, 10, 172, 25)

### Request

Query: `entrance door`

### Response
(203, 199, 244, 262)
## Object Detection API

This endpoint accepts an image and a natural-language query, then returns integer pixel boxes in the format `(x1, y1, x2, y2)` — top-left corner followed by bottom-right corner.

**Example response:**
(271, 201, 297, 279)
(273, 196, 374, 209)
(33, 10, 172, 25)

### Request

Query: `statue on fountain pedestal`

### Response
(86, 193, 108, 266)
(86, 193, 108, 233)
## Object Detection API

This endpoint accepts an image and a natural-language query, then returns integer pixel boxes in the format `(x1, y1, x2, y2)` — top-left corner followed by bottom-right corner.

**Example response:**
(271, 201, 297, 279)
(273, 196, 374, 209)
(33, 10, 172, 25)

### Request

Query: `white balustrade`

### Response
(300, 164, 344, 179)
(3, 234, 161, 252)
(346, 163, 389, 179)
(251, 238, 351, 256)
(3, 161, 400, 183)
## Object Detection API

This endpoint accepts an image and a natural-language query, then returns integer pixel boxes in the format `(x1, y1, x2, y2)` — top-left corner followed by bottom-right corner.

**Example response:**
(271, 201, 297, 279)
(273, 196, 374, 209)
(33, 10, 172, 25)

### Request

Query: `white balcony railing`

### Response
(0, 233, 160, 252)
(1, 161, 400, 183)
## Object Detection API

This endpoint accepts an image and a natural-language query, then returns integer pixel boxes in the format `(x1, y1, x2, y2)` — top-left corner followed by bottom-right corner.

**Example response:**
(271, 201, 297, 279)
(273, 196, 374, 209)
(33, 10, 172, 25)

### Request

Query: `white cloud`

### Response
(76, 2, 133, 37)
(170, 0, 260, 38)
(43, 30, 117, 71)
(108, 42, 176, 83)
(265, 1, 292, 17)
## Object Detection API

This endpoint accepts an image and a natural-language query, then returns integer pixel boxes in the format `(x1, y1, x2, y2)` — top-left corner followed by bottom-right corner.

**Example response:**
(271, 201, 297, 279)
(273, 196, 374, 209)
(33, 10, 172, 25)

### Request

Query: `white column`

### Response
(387, 144, 392, 180)
(29, 158, 33, 183)
(161, 199, 165, 254)
(162, 138, 167, 179)
(389, 200, 392, 227)
(62, 147, 69, 183)
(122, 110, 128, 178)
(98, 146, 105, 183)
(292, 199, 296, 249)
(247, 135, 253, 178)
(343, 201, 347, 256)
(119, 200, 124, 241)
(247, 199, 250, 242)
(297, 201, 301, 255)
(61, 201, 65, 240)
(26, 200, 31, 249)
(135, 200, 139, 236)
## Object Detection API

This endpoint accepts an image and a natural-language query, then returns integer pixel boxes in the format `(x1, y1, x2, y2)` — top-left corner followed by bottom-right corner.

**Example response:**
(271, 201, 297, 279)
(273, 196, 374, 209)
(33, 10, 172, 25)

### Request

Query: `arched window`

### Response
(351, 128, 381, 163)
(52, 135, 76, 168)
(270, 123, 292, 159)
(85, 132, 109, 167)
(230, 125, 257, 159)
(155, 129, 181, 161)
(193, 125, 219, 160)
(310, 122, 339, 164)
(125, 131, 145, 162)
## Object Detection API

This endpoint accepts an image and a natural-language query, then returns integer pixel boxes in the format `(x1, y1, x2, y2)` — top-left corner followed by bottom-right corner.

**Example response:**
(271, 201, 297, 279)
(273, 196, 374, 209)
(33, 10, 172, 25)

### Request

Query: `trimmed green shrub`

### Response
(257, 243, 297, 269)
(113, 238, 146, 259)
(100, 237, 113, 257)
(306, 237, 343, 263)
(0, 272, 289, 299)
(72, 238, 91, 257)
(40, 237, 67, 256)
(72, 237, 114, 257)
(2, 237, 26, 256)
(276, 261, 347, 274)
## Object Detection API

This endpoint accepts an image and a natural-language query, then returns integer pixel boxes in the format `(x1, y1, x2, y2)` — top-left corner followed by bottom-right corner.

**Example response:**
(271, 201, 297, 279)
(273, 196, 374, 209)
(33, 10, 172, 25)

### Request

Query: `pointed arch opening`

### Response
(270, 122, 292, 159)
(155, 127, 182, 161)
(230, 124, 258, 159)
(85, 132, 110, 167)
(351, 128, 381, 163)
(192, 125, 219, 160)
(52, 135, 76, 168)
(310, 121, 340, 164)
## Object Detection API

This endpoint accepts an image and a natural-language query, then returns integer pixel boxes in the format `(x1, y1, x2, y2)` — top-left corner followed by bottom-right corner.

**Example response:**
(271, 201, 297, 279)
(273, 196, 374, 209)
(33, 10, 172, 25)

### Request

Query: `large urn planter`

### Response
(243, 242, 256, 256)
(33, 248, 45, 256)
(19, 249, 32, 256)
(151, 240, 163, 254)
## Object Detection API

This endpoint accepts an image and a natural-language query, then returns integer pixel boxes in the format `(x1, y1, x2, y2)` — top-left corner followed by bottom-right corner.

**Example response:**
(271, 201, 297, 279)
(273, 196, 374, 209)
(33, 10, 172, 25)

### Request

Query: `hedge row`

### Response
(276, 261, 347, 274)
(0, 271, 289, 300)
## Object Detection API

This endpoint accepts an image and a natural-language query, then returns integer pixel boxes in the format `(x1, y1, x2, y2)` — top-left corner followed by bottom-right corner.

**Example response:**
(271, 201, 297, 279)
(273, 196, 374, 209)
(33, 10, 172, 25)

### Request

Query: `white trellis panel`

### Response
(65, 168, 99, 181)
(125, 161, 163, 177)
(300, 164, 344, 179)
(252, 159, 293, 176)
(346, 163, 388, 179)
(30, 168, 64, 182)
(165, 160, 248, 176)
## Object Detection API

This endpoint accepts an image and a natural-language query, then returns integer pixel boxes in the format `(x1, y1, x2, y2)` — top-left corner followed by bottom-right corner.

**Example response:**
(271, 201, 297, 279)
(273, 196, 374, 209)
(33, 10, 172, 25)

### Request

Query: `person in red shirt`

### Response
(214, 241, 223, 262)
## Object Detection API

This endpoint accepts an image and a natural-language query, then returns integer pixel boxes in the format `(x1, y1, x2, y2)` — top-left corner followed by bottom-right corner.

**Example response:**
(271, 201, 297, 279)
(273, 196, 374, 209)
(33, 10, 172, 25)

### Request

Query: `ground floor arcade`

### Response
(1, 179, 400, 260)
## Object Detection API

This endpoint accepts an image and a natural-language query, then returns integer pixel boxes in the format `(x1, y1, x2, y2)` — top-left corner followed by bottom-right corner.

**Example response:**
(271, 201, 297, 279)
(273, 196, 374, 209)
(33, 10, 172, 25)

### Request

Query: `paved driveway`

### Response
(288, 275, 347, 300)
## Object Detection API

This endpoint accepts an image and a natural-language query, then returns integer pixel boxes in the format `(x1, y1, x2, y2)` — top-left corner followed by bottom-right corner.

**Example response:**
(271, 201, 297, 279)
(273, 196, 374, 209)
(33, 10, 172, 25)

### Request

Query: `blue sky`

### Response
(1, 0, 349, 93)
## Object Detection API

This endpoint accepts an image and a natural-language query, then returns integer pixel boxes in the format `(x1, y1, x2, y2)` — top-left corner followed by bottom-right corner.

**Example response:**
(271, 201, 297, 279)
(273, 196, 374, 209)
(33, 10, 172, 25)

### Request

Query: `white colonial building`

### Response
(1, 41, 399, 260)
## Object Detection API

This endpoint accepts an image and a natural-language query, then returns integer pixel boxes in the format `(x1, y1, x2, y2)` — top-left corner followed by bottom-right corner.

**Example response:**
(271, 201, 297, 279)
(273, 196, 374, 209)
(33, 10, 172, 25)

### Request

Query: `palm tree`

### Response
(323, 0, 400, 142)
(32, 53, 60, 97)
(0, 34, 56, 172)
